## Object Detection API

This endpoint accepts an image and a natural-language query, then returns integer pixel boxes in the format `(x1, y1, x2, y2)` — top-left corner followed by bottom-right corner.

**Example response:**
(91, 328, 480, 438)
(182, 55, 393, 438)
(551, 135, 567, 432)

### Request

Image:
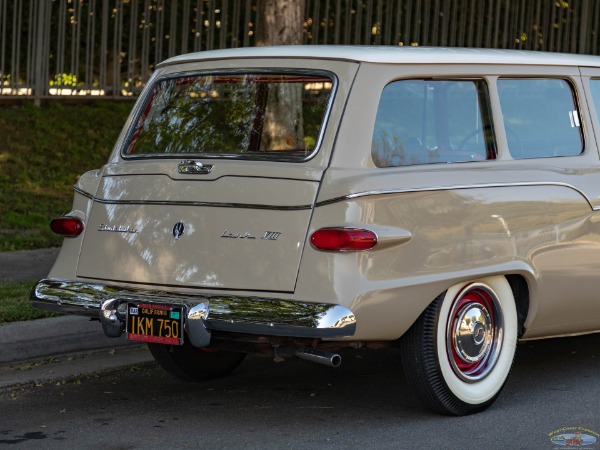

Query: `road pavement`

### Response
(2, 335, 600, 449)
(1, 249, 600, 449)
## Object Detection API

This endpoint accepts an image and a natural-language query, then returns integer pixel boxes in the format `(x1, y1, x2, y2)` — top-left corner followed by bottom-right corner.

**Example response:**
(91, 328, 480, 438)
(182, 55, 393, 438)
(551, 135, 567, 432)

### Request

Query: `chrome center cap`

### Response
(472, 322, 486, 345)
(454, 304, 493, 363)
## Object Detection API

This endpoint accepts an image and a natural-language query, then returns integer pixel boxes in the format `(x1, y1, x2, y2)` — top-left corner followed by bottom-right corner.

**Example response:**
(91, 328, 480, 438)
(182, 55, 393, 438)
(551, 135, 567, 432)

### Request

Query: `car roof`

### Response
(159, 45, 600, 68)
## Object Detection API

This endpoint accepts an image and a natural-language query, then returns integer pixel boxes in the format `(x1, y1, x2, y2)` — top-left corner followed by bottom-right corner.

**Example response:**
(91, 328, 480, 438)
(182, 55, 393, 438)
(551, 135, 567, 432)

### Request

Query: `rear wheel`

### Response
(400, 276, 518, 415)
(149, 340, 246, 382)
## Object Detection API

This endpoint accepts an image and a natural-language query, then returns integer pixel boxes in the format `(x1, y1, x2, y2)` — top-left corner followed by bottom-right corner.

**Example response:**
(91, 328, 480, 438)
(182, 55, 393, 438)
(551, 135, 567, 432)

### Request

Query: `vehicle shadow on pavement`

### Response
(3, 335, 600, 449)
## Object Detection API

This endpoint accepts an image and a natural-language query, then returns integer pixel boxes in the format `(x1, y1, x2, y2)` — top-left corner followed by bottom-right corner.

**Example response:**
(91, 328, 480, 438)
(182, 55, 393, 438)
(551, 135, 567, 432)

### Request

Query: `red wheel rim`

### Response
(446, 284, 504, 382)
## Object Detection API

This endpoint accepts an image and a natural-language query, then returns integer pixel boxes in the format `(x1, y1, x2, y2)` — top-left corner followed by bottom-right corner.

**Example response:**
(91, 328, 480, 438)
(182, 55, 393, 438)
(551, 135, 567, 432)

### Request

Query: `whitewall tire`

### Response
(400, 276, 518, 415)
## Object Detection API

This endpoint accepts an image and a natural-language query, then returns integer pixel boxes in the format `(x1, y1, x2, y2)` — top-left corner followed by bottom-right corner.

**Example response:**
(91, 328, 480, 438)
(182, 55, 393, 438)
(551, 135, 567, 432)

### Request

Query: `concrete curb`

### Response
(0, 315, 152, 390)
(0, 315, 141, 364)
(0, 346, 155, 391)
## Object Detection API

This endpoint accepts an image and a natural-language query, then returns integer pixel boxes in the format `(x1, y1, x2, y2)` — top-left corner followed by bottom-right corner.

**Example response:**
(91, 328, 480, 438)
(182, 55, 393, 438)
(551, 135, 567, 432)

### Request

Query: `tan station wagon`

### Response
(31, 46, 600, 415)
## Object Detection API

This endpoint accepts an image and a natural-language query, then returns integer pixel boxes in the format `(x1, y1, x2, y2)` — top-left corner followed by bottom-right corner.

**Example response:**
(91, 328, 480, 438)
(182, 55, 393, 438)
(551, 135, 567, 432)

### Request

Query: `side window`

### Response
(371, 79, 496, 167)
(589, 79, 600, 121)
(497, 79, 583, 159)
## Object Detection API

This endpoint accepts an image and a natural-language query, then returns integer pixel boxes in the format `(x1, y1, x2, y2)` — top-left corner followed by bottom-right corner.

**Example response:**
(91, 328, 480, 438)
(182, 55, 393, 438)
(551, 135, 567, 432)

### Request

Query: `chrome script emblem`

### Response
(98, 224, 138, 234)
(220, 230, 282, 240)
(173, 222, 185, 240)
(221, 230, 256, 239)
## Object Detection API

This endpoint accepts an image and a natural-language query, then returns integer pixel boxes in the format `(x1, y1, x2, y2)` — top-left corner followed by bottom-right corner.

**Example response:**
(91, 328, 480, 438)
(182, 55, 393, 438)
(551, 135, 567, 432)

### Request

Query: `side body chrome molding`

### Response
(75, 180, 597, 211)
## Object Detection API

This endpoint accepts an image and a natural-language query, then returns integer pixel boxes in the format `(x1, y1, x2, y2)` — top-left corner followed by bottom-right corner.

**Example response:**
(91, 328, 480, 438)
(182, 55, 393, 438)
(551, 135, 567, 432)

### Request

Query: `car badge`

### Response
(178, 160, 214, 174)
(173, 222, 185, 240)
(98, 224, 139, 234)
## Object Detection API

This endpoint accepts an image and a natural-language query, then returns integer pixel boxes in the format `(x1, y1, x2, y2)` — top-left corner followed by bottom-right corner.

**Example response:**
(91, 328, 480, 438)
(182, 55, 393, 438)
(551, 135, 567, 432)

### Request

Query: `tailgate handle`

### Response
(178, 160, 214, 175)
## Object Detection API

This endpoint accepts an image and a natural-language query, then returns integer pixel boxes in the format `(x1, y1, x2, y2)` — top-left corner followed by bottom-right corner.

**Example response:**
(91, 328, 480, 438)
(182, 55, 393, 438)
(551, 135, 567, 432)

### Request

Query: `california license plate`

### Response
(126, 302, 184, 345)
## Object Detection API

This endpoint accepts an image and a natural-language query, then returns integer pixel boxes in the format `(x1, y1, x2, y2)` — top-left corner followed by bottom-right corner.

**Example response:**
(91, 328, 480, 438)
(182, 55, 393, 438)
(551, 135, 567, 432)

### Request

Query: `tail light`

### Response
(50, 216, 84, 238)
(310, 228, 377, 251)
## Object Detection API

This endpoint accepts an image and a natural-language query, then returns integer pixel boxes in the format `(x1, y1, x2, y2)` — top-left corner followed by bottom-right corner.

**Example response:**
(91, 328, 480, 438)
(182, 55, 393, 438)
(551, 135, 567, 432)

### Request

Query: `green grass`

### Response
(0, 102, 133, 322)
(0, 281, 56, 323)
(0, 101, 135, 251)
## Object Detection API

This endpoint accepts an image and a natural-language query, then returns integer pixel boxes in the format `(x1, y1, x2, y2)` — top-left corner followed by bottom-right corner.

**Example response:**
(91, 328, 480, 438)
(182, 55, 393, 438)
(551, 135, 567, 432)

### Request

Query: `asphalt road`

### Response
(1, 333, 600, 450)
(2, 249, 599, 448)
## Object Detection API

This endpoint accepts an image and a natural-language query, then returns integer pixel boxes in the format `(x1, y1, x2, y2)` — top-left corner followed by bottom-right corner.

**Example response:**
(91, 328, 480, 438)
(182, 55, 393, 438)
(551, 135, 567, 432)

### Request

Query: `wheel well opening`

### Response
(505, 274, 530, 338)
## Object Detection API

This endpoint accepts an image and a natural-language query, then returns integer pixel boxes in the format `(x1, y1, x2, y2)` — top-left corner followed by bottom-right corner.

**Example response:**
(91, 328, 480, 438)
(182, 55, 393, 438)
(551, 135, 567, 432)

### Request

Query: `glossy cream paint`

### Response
(47, 47, 600, 342)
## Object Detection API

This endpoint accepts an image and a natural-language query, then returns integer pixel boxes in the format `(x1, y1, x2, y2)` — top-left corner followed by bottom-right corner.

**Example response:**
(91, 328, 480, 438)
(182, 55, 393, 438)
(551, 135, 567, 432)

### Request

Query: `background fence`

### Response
(1, 0, 600, 100)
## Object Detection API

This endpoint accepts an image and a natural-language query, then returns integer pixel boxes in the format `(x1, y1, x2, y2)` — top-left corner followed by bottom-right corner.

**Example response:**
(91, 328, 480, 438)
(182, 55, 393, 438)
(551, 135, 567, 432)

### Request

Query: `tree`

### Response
(255, 0, 306, 46)
(255, 1, 306, 151)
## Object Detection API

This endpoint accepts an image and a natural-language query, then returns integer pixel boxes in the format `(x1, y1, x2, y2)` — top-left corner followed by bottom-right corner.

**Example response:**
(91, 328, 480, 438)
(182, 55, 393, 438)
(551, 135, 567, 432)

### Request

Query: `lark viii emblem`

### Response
(173, 222, 185, 240)
(220, 230, 282, 240)
(262, 231, 282, 241)
(221, 230, 256, 239)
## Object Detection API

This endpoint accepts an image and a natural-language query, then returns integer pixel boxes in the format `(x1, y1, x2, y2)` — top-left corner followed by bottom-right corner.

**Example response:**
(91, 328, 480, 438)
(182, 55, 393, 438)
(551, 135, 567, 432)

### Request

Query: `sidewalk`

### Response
(0, 248, 154, 390)
(0, 248, 60, 282)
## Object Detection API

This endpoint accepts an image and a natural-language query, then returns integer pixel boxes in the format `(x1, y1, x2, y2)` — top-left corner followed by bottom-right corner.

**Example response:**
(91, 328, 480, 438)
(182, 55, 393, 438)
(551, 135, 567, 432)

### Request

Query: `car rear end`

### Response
(31, 50, 361, 364)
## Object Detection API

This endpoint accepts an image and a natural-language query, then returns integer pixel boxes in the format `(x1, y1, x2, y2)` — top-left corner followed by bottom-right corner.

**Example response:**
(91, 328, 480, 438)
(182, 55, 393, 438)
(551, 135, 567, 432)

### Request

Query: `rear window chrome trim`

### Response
(120, 68, 339, 163)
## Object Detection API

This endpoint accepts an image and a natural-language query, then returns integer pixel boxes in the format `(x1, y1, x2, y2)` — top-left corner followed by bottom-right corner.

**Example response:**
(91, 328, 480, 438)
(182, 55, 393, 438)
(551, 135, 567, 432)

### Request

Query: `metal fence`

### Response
(1, 0, 600, 100)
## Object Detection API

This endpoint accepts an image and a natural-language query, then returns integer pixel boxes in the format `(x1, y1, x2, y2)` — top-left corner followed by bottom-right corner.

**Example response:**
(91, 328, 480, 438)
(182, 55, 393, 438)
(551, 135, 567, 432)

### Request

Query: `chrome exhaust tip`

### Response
(295, 348, 342, 367)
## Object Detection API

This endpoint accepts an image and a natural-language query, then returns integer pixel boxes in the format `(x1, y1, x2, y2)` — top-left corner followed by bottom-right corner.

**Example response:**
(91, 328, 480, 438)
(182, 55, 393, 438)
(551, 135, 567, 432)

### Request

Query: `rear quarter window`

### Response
(371, 79, 496, 167)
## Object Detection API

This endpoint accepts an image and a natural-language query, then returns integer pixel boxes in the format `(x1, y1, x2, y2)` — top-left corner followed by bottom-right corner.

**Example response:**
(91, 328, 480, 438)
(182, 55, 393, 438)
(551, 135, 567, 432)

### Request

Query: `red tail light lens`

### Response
(310, 228, 377, 251)
(50, 217, 84, 238)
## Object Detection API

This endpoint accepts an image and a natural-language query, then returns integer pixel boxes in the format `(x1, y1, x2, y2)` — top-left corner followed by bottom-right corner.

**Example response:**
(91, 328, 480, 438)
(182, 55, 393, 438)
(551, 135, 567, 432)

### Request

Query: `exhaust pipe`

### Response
(295, 348, 342, 368)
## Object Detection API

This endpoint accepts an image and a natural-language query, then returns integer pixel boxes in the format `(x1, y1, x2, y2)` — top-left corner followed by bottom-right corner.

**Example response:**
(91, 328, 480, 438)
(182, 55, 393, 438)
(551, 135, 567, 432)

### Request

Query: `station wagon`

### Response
(31, 46, 600, 415)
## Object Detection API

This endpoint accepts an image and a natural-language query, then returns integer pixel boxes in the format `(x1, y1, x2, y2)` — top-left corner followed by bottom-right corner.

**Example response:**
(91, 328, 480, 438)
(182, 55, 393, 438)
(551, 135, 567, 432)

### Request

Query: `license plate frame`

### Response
(126, 302, 184, 345)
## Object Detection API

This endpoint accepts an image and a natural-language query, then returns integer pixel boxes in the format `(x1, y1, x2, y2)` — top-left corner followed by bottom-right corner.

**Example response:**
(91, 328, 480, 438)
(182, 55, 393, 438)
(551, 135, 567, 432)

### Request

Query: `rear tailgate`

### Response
(77, 163, 319, 292)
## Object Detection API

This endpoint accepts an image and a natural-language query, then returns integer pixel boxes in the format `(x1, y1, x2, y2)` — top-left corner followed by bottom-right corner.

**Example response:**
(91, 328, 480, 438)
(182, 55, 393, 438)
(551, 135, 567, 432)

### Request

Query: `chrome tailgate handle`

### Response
(178, 160, 214, 174)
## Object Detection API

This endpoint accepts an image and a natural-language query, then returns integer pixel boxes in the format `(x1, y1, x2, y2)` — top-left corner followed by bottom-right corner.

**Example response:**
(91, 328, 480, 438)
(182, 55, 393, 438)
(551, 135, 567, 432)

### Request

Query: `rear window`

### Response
(124, 72, 334, 160)
(371, 79, 496, 167)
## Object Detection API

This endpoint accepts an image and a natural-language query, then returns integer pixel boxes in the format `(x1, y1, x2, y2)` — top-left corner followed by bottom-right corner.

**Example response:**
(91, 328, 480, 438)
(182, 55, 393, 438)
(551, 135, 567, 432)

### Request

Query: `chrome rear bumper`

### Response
(30, 279, 357, 346)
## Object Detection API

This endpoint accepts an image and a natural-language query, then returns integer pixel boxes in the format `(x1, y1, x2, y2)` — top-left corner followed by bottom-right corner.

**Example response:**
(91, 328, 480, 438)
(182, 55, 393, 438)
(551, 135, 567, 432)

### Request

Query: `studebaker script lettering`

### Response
(98, 224, 139, 234)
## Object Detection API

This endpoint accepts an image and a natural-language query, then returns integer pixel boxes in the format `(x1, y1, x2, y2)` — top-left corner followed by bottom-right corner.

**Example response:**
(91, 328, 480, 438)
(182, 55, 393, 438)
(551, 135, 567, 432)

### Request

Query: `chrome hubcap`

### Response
(453, 304, 492, 362)
(446, 284, 504, 382)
